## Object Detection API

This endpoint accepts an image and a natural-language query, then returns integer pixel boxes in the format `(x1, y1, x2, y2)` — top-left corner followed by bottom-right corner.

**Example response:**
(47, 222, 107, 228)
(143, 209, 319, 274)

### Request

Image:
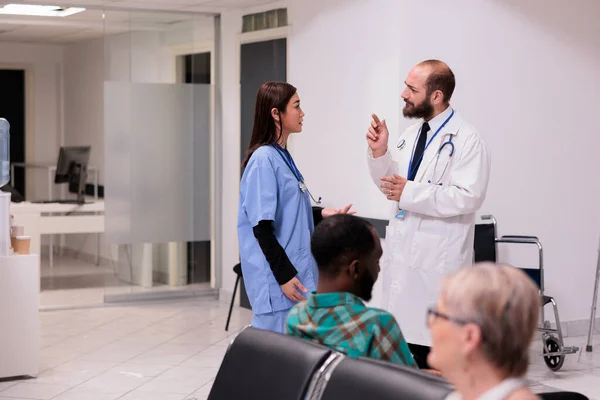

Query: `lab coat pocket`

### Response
(410, 231, 448, 274)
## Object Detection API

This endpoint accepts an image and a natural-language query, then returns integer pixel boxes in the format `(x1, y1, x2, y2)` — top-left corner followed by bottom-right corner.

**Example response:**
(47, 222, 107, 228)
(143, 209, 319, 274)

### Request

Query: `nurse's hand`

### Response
(367, 113, 389, 158)
(322, 204, 356, 218)
(380, 174, 407, 202)
(281, 277, 308, 302)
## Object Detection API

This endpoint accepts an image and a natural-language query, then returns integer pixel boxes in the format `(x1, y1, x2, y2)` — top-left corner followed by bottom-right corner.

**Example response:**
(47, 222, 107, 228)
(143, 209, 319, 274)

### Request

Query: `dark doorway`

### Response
(240, 38, 287, 173)
(182, 52, 212, 285)
(0, 69, 26, 197)
(239, 38, 287, 309)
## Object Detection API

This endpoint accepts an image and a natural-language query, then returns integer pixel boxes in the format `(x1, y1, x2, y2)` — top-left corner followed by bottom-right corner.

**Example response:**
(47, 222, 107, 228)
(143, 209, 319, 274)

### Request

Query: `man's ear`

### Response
(432, 89, 444, 105)
(271, 108, 280, 121)
(348, 259, 361, 280)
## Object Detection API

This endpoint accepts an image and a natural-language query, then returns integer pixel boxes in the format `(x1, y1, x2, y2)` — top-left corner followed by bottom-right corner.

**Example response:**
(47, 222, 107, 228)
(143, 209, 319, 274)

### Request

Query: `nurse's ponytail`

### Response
(242, 82, 297, 168)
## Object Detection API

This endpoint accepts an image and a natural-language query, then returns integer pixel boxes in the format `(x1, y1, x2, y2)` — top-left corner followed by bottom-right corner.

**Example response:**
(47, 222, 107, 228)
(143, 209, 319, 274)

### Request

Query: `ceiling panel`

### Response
(0, 24, 85, 41)
(111, 0, 210, 5)
(0, 0, 282, 43)
(21, 0, 118, 5)
(48, 29, 104, 43)
(0, 22, 23, 31)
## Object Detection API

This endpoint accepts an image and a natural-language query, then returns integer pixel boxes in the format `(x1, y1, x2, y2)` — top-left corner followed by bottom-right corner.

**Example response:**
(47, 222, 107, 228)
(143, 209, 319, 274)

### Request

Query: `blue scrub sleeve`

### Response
(242, 163, 278, 226)
(253, 220, 298, 285)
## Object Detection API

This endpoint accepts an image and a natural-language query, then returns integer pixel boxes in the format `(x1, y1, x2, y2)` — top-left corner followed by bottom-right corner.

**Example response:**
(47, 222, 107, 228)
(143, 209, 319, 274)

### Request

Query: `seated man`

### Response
(286, 214, 417, 367)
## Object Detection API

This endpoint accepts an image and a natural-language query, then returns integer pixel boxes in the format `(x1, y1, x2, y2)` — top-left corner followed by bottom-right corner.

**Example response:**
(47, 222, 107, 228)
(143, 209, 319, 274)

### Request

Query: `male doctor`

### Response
(366, 59, 491, 368)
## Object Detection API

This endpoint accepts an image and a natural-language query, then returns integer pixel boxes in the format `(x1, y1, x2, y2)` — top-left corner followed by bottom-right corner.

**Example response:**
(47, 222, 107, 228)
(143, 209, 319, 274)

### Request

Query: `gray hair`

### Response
(441, 263, 540, 377)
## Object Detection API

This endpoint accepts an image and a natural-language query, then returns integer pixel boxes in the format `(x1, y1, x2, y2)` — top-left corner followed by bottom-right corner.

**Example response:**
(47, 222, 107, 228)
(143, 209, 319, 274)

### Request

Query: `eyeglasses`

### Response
(426, 307, 471, 327)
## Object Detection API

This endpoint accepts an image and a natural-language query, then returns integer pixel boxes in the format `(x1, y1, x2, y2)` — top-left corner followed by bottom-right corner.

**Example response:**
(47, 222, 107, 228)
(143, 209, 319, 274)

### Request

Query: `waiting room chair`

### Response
(316, 355, 453, 400)
(539, 392, 589, 400)
(208, 326, 336, 400)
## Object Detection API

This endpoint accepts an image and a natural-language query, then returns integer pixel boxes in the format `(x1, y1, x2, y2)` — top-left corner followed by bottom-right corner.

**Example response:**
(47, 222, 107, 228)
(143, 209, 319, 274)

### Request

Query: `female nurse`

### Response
(237, 81, 354, 333)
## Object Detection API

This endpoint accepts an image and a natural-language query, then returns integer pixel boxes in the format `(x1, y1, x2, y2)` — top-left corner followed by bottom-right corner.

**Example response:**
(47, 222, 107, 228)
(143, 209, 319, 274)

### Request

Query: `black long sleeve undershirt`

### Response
(252, 206, 324, 285)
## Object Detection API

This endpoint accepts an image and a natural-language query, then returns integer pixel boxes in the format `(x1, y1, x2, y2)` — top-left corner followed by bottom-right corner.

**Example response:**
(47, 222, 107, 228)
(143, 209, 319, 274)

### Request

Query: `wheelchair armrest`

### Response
(497, 236, 542, 248)
(501, 235, 539, 240)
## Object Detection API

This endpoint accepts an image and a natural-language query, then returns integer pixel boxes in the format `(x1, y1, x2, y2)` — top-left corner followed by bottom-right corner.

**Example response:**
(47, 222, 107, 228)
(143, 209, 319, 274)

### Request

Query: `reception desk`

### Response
(0, 254, 39, 378)
(10, 200, 105, 266)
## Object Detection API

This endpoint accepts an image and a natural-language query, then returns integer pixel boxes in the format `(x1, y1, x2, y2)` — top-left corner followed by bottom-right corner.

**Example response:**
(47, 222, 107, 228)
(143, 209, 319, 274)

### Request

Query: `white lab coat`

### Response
(367, 108, 491, 346)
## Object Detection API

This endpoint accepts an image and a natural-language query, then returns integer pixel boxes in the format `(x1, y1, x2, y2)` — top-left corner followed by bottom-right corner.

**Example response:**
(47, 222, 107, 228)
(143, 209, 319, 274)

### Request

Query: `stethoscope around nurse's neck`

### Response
(272, 143, 322, 205)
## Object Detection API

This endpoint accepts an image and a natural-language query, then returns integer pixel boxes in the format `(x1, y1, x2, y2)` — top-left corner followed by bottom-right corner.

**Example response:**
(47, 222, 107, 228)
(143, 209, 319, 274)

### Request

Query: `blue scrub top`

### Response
(237, 144, 318, 315)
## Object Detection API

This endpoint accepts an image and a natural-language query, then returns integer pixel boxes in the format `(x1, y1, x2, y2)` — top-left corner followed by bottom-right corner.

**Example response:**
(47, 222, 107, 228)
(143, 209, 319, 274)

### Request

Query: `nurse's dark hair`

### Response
(311, 214, 377, 276)
(242, 81, 297, 168)
(418, 59, 455, 104)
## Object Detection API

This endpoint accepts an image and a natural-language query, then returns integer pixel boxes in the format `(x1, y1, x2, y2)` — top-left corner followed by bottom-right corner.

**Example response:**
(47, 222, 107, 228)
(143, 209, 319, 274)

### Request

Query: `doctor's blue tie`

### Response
(409, 122, 430, 181)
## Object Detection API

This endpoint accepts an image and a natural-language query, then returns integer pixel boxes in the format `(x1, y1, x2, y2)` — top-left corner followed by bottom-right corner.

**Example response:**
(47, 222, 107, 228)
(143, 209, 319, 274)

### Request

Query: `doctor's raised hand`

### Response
(366, 113, 389, 158)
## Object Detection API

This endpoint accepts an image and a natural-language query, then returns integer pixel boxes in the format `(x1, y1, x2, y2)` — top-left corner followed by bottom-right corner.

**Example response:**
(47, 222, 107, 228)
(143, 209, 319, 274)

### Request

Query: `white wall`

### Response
(0, 41, 64, 199)
(284, 0, 600, 323)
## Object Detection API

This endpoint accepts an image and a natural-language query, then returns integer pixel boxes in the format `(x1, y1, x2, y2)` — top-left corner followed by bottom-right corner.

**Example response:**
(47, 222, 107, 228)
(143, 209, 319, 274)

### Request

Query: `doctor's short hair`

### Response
(440, 263, 540, 378)
(418, 59, 456, 104)
(311, 214, 377, 276)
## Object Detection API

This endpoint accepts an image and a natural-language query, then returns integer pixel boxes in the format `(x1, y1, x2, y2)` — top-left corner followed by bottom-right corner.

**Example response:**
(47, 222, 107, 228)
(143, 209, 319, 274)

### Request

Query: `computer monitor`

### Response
(54, 146, 91, 204)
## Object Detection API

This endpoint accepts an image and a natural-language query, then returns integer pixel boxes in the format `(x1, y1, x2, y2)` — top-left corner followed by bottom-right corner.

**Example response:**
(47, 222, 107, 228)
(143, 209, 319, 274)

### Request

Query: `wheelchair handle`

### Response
(496, 237, 544, 292)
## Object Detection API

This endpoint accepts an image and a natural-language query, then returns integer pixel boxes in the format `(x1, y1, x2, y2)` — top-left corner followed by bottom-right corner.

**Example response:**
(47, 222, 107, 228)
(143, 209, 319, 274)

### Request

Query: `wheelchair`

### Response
(474, 215, 579, 371)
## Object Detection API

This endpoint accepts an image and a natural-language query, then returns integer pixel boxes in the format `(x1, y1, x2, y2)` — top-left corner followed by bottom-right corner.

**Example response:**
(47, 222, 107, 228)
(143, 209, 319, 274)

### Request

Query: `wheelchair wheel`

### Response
(543, 336, 565, 371)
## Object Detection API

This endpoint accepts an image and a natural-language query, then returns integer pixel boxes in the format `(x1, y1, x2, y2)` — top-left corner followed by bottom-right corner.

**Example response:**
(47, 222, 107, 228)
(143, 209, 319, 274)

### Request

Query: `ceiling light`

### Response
(0, 4, 85, 17)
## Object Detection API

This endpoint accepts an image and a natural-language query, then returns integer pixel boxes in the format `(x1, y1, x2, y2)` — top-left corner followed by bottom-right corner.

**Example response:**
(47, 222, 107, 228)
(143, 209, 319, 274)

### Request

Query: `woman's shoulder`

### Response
(506, 388, 540, 400)
(247, 145, 278, 166)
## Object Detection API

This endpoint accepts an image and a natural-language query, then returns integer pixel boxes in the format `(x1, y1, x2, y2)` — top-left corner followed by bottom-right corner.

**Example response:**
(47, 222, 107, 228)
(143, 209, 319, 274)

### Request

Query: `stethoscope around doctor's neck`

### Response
(402, 109, 456, 185)
(272, 143, 322, 205)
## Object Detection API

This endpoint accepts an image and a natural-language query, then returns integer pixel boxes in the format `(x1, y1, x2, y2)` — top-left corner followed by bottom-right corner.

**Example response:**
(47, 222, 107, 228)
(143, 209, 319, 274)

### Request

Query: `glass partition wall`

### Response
(103, 11, 215, 302)
(36, 7, 216, 308)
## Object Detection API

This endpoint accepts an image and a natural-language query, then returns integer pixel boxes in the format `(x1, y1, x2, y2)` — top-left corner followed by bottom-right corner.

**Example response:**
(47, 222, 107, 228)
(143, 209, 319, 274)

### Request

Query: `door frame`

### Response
(236, 26, 289, 83)
(170, 40, 216, 287)
(236, 26, 290, 168)
(0, 64, 34, 197)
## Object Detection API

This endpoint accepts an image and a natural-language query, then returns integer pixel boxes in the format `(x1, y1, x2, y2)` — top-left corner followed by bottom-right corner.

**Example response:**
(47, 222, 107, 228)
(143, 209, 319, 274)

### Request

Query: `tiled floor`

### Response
(38, 257, 213, 310)
(0, 298, 599, 399)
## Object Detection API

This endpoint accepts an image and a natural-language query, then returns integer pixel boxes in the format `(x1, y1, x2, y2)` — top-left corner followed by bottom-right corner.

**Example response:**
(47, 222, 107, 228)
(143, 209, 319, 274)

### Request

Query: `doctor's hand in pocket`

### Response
(366, 113, 389, 158)
(380, 174, 407, 202)
(281, 277, 308, 302)
(322, 204, 356, 218)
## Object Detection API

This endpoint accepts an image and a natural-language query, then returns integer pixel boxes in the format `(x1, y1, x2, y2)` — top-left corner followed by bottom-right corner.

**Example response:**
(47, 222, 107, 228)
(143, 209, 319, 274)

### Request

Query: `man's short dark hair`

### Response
(311, 214, 377, 276)
(419, 59, 456, 103)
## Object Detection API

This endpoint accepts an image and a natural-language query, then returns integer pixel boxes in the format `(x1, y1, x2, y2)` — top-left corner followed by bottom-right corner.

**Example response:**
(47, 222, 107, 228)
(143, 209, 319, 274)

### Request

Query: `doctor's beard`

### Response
(403, 98, 434, 120)
(358, 270, 376, 302)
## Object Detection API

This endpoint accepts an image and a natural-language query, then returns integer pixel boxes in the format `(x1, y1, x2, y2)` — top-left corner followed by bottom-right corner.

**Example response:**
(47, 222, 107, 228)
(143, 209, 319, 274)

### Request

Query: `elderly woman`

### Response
(427, 263, 540, 400)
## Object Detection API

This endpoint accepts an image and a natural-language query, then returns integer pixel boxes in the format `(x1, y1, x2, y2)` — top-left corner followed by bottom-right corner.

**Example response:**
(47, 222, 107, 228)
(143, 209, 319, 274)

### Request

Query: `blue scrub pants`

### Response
(251, 308, 291, 334)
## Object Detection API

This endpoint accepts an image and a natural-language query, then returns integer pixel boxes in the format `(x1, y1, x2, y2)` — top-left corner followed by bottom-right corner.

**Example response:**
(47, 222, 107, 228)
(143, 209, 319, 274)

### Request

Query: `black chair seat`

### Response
(233, 262, 242, 276)
(209, 327, 332, 400)
(320, 356, 452, 400)
(539, 392, 589, 399)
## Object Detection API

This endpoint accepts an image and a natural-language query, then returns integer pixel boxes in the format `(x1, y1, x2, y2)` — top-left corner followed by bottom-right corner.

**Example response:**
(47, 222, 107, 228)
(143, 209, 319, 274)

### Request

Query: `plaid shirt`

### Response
(286, 292, 417, 367)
